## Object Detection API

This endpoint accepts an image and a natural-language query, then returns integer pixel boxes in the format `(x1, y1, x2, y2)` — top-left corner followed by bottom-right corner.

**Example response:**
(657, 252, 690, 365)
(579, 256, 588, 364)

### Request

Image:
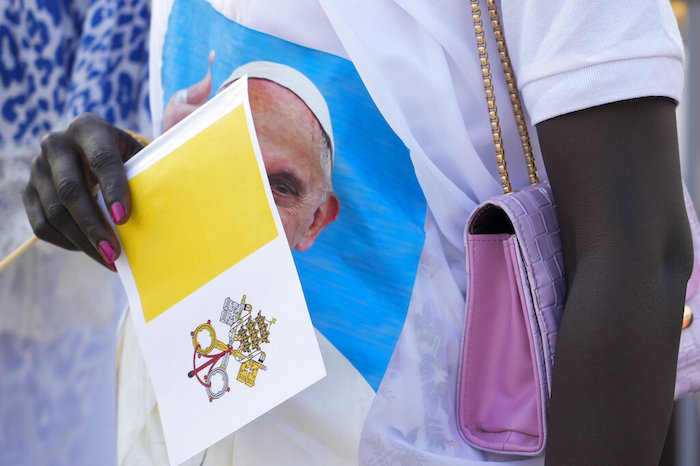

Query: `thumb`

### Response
(184, 50, 215, 106)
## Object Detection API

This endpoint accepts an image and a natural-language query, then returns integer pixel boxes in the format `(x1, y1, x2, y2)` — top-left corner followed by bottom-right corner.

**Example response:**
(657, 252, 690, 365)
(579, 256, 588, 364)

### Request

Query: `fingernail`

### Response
(110, 203, 126, 224)
(99, 241, 117, 263)
(107, 262, 117, 272)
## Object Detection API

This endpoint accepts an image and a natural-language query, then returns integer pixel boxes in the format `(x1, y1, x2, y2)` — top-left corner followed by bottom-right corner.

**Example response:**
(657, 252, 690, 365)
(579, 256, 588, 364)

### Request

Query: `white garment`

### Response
(134, 0, 684, 464)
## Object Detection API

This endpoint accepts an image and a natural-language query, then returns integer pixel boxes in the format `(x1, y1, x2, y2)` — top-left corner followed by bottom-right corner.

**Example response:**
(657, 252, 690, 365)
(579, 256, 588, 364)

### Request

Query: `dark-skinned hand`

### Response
(23, 113, 144, 270)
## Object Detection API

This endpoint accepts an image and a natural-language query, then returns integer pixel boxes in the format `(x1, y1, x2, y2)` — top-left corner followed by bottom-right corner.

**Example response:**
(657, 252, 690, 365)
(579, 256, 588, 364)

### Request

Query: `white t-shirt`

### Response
(120, 0, 684, 464)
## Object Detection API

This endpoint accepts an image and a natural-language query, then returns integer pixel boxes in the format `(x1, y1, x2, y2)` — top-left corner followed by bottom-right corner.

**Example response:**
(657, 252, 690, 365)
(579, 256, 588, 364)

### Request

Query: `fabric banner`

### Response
(151, 0, 426, 391)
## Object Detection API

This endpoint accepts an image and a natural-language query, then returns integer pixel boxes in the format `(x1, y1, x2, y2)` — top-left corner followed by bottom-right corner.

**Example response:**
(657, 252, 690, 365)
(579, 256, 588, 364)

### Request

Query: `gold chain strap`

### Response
(471, 0, 539, 194)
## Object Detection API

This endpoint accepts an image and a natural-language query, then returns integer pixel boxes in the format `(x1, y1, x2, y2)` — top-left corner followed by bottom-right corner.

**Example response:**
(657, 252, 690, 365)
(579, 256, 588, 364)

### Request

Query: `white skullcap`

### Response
(218, 61, 334, 162)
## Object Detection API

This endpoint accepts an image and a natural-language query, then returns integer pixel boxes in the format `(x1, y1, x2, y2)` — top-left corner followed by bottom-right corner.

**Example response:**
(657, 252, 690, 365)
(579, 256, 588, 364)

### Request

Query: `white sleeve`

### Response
(501, 0, 685, 124)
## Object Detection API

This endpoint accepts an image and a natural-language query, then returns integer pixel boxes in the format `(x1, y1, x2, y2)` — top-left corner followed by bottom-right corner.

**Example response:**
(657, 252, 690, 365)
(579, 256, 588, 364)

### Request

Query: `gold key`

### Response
(192, 322, 229, 354)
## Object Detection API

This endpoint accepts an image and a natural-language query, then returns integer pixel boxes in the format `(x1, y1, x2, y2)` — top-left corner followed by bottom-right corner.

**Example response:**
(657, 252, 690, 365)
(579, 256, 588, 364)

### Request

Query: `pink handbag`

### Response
(457, 0, 700, 456)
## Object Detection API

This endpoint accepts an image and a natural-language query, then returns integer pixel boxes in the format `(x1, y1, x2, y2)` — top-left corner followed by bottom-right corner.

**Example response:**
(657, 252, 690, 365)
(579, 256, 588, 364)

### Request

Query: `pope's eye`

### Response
(272, 183, 295, 196)
(268, 174, 304, 208)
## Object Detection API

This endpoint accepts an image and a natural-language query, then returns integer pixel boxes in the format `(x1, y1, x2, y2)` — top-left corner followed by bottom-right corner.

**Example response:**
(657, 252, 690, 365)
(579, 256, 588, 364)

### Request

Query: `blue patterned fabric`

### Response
(0, 1, 150, 464)
(0, 0, 151, 148)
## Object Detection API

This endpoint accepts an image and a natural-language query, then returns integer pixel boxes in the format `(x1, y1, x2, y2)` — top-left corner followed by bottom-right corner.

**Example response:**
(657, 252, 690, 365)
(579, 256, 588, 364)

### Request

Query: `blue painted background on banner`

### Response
(162, 0, 425, 390)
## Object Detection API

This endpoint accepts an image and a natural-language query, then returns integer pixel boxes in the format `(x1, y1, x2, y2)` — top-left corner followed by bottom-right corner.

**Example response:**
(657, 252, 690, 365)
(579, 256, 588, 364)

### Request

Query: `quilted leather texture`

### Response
(480, 182, 566, 400)
(467, 182, 564, 411)
(676, 186, 700, 399)
(461, 181, 700, 454)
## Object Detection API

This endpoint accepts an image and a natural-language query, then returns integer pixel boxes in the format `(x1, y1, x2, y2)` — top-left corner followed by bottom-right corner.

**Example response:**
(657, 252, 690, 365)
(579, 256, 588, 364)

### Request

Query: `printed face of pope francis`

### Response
(247, 78, 338, 251)
(162, 58, 339, 251)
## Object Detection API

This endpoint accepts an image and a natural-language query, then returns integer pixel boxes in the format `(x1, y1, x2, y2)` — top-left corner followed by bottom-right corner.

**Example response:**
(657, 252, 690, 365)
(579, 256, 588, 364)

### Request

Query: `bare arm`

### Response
(538, 97, 692, 464)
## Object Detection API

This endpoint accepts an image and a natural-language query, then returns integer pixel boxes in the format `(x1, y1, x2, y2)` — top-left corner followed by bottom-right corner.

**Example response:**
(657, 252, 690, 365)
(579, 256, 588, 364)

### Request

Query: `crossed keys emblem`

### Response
(188, 295, 276, 402)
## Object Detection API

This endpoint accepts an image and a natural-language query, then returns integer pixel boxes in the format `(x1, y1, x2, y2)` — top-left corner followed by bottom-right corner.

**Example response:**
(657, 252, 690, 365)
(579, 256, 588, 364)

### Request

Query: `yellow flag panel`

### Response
(117, 105, 278, 322)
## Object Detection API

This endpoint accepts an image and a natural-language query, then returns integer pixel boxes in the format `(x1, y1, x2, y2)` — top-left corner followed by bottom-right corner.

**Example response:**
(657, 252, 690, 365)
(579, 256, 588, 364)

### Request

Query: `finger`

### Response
(41, 131, 122, 266)
(26, 165, 115, 272)
(162, 103, 204, 133)
(184, 50, 214, 106)
(67, 113, 131, 225)
(162, 53, 214, 133)
(29, 154, 112, 267)
(115, 127, 148, 164)
(28, 185, 113, 274)
(185, 66, 213, 106)
(23, 182, 79, 251)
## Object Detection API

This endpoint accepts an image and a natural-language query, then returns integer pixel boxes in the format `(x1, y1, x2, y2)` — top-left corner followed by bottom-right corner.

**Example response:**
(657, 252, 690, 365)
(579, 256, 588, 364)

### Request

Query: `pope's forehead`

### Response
(248, 78, 323, 138)
(249, 79, 313, 115)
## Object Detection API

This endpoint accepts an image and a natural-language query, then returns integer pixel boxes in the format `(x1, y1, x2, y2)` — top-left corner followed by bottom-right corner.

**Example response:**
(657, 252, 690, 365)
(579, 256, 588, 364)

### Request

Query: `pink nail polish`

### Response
(99, 241, 117, 263)
(110, 203, 126, 224)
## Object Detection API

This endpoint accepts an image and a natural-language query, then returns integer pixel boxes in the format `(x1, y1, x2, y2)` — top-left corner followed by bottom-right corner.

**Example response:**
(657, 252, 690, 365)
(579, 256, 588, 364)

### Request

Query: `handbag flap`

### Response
(458, 230, 544, 454)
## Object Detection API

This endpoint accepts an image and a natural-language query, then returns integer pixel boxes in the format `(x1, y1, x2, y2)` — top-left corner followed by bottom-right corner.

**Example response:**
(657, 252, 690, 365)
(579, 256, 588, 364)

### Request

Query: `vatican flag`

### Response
(117, 99, 277, 323)
(109, 78, 325, 465)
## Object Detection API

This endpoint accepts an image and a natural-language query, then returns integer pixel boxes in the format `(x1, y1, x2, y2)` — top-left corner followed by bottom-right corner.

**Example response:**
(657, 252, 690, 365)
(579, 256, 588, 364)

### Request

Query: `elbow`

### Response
(662, 210, 695, 337)
(632, 209, 692, 337)
(659, 207, 694, 315)
(668, 219, 694, 283)
(568, 208, 694, 349)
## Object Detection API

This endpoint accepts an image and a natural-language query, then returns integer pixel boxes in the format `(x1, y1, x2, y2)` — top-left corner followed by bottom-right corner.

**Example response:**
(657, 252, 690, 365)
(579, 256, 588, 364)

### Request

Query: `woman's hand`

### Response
(23, 113, 144, 269)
